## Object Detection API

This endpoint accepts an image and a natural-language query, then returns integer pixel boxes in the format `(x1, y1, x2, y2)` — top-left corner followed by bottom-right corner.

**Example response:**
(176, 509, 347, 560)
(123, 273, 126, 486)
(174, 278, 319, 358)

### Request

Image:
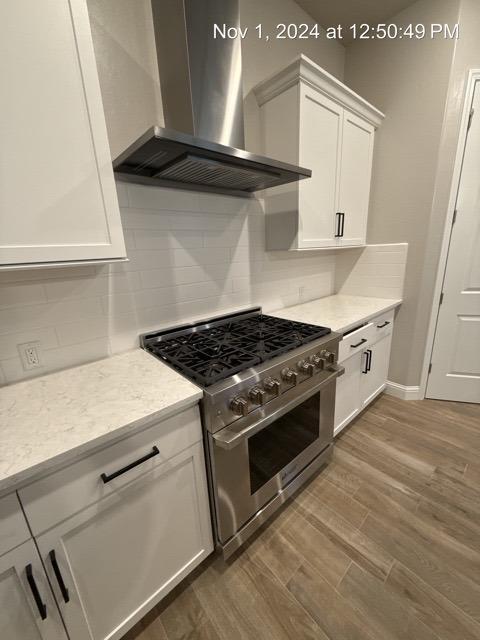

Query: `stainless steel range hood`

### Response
(112, 0, 311, 197)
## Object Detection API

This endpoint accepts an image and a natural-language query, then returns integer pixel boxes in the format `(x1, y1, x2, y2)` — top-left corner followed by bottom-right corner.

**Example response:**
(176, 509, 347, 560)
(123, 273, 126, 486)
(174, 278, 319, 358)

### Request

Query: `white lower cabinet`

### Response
(0, 539, 68, 640)
(35, 442, 212, 640)
(334, 310, 394, 436)
(334, 351, 362, 435)
(360, 333, 393, 408)
(0, 493, 67, 640)
(10, 406, 213, 640)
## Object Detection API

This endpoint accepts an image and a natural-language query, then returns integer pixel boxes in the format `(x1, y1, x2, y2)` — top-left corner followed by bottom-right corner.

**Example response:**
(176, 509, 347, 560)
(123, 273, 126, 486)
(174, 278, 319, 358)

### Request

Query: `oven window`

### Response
(248, 393, 320, 494)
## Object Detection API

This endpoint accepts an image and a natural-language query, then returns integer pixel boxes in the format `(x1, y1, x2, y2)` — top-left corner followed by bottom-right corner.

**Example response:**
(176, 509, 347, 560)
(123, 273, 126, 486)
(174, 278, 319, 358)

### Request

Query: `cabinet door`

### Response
(0, 539, 67, 640)
(360, 334, 392, 407)
(0, 0, 126, 267)
(337, 111, 374, 246)
(334, 351, 362, 436)
(35, 442, 213, 640)
(298, 84, 342, 248)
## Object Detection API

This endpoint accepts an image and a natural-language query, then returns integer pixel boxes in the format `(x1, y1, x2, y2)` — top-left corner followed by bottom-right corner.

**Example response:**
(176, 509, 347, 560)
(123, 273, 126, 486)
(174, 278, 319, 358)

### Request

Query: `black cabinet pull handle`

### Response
(377, 321, 390, 328)
(101, 446, 160, 483)
(366, 349, 372, 372)
(340, 212, 345, 237)
(362, 349, 372, 374)
(26, 564, 47, 620)
(334, 212, 343, 237)
(49, 550, 69, 603)
(351, 338, 367, 348)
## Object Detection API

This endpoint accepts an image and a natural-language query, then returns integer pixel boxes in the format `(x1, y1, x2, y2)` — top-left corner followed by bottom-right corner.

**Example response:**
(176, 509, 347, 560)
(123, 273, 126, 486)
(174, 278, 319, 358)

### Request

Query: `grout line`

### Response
(357, 508, 371, 532)
(382, 558, 395, 584)
(335, 559, 353, 590)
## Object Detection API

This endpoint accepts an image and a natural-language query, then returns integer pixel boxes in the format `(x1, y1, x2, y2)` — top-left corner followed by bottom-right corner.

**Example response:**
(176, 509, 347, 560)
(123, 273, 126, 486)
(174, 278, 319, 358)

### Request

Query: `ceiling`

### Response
(295, 0, 419, 43)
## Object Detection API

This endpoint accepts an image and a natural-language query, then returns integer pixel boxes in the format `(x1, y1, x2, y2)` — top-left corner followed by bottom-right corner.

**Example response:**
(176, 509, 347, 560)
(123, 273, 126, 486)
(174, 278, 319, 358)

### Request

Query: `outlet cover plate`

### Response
(18, 341, 43, 371)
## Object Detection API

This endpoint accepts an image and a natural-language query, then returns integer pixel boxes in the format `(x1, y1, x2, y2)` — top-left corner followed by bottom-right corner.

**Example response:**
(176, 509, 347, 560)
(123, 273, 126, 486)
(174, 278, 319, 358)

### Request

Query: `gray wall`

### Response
(344, 0, 461, 387)
(86, 0, 345, 159)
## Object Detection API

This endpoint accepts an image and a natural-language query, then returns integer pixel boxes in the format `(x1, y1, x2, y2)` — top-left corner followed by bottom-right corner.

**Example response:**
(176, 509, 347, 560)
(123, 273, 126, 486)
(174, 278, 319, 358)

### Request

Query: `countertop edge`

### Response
(333, 299, 402, 334)
(0, 390, 202, 497)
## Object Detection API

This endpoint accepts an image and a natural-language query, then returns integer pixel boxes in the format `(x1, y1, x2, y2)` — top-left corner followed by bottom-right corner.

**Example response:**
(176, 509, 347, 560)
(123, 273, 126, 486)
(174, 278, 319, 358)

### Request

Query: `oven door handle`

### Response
(212, 364, 344, 450)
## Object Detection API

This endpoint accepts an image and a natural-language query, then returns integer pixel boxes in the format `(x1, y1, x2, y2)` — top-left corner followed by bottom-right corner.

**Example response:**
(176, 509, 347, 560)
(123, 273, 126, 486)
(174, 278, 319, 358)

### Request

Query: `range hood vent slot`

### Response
(155, 156, 282, 191)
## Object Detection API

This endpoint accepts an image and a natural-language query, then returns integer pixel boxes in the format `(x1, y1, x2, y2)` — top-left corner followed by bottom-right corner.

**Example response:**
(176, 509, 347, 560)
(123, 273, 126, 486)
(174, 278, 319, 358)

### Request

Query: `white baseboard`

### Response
(385, 381, 423, 401)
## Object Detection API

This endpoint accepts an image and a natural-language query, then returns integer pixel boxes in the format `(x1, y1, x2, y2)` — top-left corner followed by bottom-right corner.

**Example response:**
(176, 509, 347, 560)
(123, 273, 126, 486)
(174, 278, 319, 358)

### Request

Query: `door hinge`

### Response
(468, 108, 475, 131)
(452, 209, 457, 225)
(428, 363, 432, 374)
(439, 292, 444, 305)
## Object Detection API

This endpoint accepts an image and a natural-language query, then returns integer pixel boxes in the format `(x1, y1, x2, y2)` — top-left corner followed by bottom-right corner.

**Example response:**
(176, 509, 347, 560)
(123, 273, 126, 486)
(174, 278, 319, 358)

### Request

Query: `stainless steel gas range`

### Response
(141, 307, 343, 558)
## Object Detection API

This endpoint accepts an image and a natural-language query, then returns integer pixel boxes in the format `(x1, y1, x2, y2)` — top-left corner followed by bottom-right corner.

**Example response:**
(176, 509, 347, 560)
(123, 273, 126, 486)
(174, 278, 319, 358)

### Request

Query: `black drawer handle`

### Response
(351, 338, 367, 348)
(101, 446, 160, 483)
(49, 550, 69, 603)
(26, 564, 47, 620)
(377, 321, 390, 328)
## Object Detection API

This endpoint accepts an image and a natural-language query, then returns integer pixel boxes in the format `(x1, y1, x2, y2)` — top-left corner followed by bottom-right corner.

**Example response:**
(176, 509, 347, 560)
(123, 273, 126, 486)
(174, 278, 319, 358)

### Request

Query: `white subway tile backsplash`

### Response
(336, 244, 408, 299)
(0, 338, 110, 384)
(55, 317, 110, 347)
(133, 229, 204, 250)
(0, 327, 58, 360)
(0, 298, 104, 335)
(0, 282, 47, 309)
(2, 184, 408, 385)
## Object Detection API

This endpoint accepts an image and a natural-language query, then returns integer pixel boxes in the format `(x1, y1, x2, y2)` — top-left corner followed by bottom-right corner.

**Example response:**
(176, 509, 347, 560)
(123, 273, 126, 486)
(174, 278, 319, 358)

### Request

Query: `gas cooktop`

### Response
(142, 311, 331, 387)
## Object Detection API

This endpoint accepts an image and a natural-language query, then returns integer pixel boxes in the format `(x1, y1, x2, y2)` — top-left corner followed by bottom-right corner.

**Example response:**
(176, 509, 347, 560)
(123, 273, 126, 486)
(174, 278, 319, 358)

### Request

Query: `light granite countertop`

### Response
(0, 294, 401, 495)
(272, 294, 402, 335)
(0, 350, 202, 494)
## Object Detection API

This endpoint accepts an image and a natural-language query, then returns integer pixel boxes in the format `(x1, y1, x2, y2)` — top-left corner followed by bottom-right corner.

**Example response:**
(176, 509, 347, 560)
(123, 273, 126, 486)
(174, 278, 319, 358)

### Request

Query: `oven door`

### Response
(209, 365, 342, 545)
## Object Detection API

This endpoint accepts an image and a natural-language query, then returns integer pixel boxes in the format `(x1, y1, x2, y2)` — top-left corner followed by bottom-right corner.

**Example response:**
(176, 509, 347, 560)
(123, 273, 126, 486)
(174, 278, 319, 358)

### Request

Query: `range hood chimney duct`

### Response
(112, 0, 311, 197)
(152, 0, 245, 149)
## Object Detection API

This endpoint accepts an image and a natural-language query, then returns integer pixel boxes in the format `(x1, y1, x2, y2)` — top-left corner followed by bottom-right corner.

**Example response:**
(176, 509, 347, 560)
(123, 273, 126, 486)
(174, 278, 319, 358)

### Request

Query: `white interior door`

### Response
(337, 111, 374, 246)
(298, 83, 342, 248)
(427, 81, 480, 403)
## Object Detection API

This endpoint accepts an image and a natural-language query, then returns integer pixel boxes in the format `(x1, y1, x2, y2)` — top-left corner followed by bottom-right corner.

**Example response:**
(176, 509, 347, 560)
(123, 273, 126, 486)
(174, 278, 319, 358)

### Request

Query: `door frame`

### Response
(420, 69, 480, 399)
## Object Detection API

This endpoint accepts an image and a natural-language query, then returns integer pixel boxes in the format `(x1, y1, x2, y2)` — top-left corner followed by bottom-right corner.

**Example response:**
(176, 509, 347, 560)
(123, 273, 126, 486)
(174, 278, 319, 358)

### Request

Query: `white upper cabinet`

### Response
(254, 55, 384, 251)
(0, 0, 126, 269)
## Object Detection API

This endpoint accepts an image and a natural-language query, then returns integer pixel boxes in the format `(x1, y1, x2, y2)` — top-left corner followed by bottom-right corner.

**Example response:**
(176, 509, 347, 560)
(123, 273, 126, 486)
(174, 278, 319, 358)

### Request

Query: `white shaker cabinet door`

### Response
(337, 111, 374, 247)
(0, 540, 68, 640)
(360, 333, 392, 407)
(298, 84, 342, 249)
(334, 351, 362, 436)
(0, 0, 126, 267)
(35, 442, 213, 640)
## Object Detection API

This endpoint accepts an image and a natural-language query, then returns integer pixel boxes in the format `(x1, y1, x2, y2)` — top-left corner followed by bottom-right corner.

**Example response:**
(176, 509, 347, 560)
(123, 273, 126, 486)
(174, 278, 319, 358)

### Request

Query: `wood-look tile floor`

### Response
(124, 394, 480, 640)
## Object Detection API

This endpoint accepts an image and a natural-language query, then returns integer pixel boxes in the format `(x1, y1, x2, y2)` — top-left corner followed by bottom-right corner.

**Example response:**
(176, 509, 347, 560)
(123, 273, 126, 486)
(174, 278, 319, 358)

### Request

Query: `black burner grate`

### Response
(144, 314, 330, 387)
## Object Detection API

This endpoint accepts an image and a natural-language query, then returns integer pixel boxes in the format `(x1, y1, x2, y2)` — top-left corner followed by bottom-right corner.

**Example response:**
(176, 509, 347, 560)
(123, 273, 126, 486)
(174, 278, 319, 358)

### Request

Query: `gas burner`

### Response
(143, 311, 331, 387)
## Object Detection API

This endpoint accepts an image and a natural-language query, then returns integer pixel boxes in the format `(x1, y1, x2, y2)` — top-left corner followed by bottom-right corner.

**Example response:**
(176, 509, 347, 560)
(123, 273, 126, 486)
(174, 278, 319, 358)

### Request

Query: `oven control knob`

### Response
(230, 396, 248, 417)
(298, 360, 315, 376)
(310, 354, 324, 369)
(249, 386, 267, 405)
(281, 368, 298, 384)
(264, 377, 281, 394)
(319, 349, 335, 364)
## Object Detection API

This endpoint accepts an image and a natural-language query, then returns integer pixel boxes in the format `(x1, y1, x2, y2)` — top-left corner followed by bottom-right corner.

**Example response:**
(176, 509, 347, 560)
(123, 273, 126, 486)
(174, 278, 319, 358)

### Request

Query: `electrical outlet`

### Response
(18, 341, 43, 371)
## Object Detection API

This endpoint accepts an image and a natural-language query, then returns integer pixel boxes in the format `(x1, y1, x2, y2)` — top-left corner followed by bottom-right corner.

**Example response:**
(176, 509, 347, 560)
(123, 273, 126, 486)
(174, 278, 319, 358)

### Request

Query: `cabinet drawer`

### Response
(371, 310, 394, 343)
(339, 322, 374, 363)
(0, 493, 31, 557)
(18, 405, 202, 535)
